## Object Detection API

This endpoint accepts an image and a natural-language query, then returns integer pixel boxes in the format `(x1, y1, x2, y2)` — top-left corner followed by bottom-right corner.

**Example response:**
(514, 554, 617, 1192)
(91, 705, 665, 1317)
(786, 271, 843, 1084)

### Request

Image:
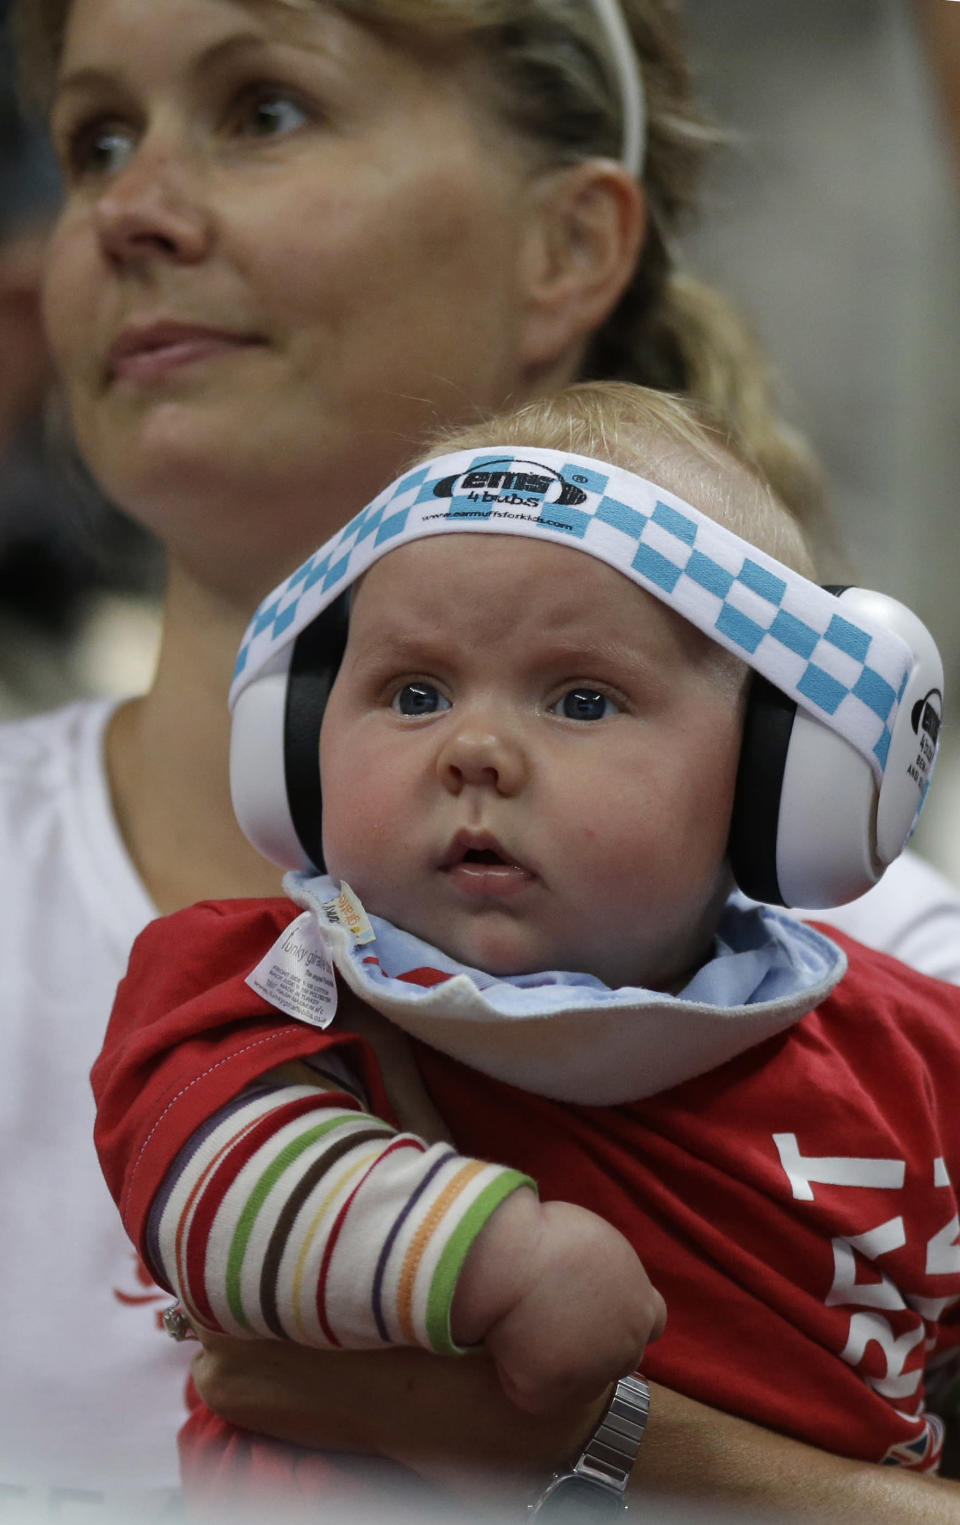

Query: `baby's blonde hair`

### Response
(428, 380, 817, 578)
(15, 0, 824, 532)
(424, 381, 819, 700)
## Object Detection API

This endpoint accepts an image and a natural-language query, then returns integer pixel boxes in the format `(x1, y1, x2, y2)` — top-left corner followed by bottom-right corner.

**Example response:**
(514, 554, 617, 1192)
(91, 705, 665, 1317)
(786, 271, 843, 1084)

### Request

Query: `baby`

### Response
(95, 383, 959, 1500)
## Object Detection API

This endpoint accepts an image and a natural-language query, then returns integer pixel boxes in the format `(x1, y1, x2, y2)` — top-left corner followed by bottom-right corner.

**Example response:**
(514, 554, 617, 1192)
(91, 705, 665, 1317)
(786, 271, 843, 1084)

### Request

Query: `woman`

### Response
(4, 0, 959, 1516)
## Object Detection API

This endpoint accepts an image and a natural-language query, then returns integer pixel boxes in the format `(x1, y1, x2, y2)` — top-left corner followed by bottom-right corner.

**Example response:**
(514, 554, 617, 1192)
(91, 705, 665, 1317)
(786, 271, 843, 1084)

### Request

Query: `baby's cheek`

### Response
(325, 801, 405, 903)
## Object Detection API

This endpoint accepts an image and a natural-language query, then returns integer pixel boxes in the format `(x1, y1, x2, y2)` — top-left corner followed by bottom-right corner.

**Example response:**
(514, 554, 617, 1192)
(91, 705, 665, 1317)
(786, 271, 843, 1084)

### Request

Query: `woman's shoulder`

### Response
(0, 697, 156, 953)
(0, 696, 114, 786)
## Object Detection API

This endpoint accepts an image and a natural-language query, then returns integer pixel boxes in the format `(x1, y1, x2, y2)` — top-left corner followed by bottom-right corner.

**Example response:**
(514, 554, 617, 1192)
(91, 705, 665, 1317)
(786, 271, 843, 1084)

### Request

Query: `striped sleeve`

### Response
(146, 1078, 532, 1356)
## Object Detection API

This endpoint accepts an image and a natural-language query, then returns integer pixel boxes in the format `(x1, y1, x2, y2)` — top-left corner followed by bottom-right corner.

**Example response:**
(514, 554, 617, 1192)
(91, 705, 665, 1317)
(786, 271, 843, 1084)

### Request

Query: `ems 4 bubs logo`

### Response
(433, 457, 589, 511)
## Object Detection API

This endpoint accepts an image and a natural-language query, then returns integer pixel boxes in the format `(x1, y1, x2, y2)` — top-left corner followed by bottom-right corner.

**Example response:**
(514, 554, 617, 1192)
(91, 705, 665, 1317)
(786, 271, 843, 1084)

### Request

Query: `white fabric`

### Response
(285, 875, 847, 1105)
(0, 700, 188, 1512)
(807, 851, 960, 985)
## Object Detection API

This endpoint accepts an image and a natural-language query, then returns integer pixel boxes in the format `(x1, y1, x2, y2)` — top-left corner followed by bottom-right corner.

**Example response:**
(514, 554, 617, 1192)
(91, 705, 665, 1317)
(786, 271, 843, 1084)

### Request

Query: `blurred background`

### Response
(681, 0, 960, 886)
(0, 0, 957, 885)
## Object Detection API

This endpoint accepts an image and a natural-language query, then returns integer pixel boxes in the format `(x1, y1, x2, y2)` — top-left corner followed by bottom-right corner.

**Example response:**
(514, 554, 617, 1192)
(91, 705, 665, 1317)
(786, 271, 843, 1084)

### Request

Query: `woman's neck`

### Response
(105, 561, 286, 914)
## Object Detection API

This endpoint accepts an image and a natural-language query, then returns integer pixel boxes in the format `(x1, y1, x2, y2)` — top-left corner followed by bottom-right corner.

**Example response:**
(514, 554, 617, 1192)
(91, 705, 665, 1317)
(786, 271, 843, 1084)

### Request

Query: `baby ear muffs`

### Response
(729, 586, 943, 909)
(231, 584, 943, 911)
(229, 593, 350, 874)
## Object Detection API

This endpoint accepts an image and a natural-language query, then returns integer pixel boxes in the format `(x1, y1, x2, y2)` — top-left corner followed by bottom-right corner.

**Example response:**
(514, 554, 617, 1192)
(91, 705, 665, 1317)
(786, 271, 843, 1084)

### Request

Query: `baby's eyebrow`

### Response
(528, 624, 686, 673)
(345, 628, 444, 669)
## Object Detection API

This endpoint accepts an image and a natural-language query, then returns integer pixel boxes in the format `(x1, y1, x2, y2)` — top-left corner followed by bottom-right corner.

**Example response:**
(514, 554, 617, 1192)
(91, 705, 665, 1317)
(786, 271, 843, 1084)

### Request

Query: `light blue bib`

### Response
(282, 874, 846, 1105)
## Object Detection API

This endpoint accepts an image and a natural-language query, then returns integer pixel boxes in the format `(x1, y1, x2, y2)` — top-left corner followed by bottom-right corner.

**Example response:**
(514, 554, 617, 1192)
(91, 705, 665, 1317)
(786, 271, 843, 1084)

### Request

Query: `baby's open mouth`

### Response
(440, 833, 535, 893)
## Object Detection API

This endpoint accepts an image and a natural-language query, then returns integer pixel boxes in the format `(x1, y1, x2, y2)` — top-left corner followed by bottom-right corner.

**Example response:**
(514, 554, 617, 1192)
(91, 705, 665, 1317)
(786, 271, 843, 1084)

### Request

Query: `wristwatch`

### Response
(527, 1372, 650, 1520)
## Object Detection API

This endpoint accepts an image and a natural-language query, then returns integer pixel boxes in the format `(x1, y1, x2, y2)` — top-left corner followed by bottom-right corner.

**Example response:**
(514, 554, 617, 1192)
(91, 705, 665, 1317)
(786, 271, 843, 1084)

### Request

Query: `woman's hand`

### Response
(191, 1331, 608, 1499)
(192, 1332, 960, 1519)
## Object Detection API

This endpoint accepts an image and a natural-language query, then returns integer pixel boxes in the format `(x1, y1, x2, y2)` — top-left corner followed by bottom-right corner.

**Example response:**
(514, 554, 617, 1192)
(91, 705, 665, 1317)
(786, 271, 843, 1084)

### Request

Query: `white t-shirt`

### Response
(0, 699, 189, 1519)
(813, 853, 960, 985)
(0, 699, 957, 1519)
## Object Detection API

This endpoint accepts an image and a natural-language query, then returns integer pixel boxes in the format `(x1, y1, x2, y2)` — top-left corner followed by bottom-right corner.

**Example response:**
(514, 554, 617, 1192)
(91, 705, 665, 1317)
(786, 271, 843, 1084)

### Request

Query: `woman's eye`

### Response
(551, 688, 620, 722)
(64, 121, 137, 179)
(392, 682, 451, 717)
(238, 92, 309, 140)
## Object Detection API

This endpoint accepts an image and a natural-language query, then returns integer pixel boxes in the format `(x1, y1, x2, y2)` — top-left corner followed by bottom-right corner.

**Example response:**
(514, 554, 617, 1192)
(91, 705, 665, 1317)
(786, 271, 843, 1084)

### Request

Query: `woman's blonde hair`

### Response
(13, 0, 824, 527)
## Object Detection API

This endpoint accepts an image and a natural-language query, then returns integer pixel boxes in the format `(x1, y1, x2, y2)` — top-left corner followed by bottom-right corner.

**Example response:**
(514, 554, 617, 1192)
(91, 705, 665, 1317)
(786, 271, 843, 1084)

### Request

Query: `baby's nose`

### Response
(436, 722, 528, 796)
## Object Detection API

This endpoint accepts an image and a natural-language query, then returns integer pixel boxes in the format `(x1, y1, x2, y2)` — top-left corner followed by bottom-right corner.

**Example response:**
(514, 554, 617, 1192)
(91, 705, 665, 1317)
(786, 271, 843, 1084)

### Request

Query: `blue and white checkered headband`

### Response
(231, 448, 915, 785)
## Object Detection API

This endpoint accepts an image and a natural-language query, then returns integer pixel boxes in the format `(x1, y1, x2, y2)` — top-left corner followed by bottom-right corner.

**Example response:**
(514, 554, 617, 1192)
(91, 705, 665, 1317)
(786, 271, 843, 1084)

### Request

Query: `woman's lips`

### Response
(108, 323, 261, 383)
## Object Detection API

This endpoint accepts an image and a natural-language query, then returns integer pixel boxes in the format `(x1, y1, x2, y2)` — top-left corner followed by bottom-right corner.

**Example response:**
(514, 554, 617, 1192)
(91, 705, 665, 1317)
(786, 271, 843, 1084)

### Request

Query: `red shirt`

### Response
(95, 898, 960, 1482)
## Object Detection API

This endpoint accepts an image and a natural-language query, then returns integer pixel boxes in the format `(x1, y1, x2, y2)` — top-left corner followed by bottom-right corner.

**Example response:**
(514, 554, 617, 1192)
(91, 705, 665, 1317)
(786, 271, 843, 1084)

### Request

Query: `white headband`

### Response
(588, 0, 647, 177)
(232, 447, 914, 787)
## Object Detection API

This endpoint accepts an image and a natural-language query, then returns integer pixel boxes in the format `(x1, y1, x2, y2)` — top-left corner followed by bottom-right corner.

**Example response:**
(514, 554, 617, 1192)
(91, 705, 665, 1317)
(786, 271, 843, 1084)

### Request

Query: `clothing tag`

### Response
(245, 911, 339, 1029)
(318, 881, 375, 946)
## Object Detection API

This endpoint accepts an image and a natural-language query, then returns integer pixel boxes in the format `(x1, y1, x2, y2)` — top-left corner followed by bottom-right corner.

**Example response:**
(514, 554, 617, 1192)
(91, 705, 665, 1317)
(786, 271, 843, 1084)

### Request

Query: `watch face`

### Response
(532, 1475, 625, 1521)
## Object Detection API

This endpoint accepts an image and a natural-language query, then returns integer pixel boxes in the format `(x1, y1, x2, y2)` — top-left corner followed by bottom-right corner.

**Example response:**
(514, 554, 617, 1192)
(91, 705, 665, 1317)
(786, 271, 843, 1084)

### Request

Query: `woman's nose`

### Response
(436, 719, 528, 797)
(94, 143, 213, 266)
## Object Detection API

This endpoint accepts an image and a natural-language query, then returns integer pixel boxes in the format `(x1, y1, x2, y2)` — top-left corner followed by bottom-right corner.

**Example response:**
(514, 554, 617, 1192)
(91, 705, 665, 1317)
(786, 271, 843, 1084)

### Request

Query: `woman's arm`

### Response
(190, 1334, 611, 1497)
(638, 1383, 960, 1523)
(191, 1335, 960, 1520)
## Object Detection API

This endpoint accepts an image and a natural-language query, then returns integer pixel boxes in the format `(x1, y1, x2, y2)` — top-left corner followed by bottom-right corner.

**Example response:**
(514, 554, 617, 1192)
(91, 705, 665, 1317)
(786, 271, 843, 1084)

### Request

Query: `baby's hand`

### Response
(450, 1191, 665, 1415)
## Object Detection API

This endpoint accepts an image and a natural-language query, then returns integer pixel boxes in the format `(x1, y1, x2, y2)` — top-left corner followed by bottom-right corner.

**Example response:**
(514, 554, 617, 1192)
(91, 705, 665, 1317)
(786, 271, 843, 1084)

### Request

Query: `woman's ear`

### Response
(515, 159, 645, 388)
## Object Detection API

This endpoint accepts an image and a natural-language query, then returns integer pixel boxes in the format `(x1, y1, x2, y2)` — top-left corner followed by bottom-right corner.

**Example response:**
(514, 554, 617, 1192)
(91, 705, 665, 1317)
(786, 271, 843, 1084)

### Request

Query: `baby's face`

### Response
(321, 535, 745, 991)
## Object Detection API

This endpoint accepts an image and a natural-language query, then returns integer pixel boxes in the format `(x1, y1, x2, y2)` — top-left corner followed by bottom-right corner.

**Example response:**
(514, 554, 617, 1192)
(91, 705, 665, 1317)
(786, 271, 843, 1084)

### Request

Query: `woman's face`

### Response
(44, 0, 550, 591)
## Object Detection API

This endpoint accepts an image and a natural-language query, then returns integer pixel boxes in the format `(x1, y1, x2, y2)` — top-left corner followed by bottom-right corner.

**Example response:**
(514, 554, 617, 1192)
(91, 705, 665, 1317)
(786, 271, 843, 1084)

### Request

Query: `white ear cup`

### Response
(231, 583, 941, 911)
(858, 593, 943, 863)
(774, 709, 880, 909)
(773, 588, 943, 909)
(229, 661, 312, 872)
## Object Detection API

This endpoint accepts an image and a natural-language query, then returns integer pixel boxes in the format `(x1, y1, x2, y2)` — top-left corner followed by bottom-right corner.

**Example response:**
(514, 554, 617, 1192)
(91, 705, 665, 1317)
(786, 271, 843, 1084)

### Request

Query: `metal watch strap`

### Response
(575, 1373, 650, 1493)
(527, 1372, 650, 1517)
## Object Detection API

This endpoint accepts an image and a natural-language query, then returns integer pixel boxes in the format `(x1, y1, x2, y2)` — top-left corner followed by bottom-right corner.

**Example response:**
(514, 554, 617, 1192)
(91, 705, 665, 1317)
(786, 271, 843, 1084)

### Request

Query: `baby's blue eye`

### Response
(393, 682, 450, 717)
(552, 688, 619, 721)
(242, 94, 309, 139)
